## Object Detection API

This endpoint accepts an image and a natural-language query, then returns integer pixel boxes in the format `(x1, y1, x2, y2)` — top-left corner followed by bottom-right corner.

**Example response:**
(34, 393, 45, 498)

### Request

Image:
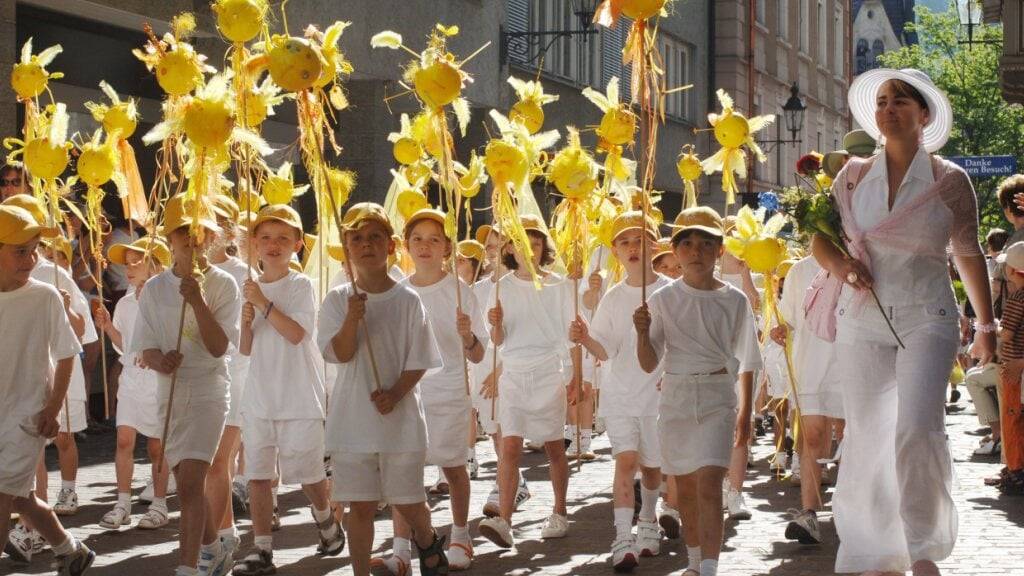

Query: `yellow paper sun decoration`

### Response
(701, 89, 774, 205)
(676, 145, 702, 209)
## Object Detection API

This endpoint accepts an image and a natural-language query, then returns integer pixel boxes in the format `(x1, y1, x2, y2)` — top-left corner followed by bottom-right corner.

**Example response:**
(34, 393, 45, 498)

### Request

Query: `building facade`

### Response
(852, 0, 919, 75)
(714, 0, 852, 202)
(1, 0, 712, 224)
(984, 0, 1024, 103)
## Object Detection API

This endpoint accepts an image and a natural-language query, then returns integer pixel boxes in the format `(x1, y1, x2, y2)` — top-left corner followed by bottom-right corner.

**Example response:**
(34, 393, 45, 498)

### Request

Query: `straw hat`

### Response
(849, 68, 953, 153)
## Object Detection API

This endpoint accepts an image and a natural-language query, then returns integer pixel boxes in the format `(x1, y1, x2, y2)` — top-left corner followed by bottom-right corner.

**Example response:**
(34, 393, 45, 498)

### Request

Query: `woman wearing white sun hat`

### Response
(810, 68, 995, 575)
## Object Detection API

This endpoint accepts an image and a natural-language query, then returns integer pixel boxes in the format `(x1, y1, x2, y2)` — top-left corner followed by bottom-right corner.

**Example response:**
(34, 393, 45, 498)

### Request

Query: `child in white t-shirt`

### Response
(94, 237, 173, 531)
(130, 195, 241, 576)
(232, 204, 343, 574)
(478, 215, 574, 550)
(318, 203, 448, 576)
(372, 209, 487, 571)
(0, 204, 94, 573)
(571, 211, 669, 570)
(635, 207, 761, 576)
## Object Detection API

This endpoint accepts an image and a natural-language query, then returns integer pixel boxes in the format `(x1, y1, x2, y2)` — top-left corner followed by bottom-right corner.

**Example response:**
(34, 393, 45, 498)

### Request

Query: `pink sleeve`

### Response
(938, 164, 984, 257)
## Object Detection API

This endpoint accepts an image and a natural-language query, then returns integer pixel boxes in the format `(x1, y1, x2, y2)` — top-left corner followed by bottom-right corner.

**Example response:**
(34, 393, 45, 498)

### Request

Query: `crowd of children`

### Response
(1, 189, 857, 576)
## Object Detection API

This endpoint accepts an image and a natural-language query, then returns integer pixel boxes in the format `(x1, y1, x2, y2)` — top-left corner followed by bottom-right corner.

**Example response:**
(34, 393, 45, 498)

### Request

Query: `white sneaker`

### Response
(785, 508, 822, 545)
(726, 488, 752, 521)
(975, 437, 1001, 456)
(770, 451, 788, 472)
(139, 479, 155, 504)
(54, 488, 79, 516)
(482, 486, 501, 518)
(467, 449, 479, 480)
(565, 438, 578, 459)
(479, 516, 514, 548)
(515, 476, 531, 510)
(99, 504, 131, 530)
(4, 524, 33, 564)
(657, 502, 681, 540)
(198, 541, 231, 576)
(578, 436, 596, 461)
(137, 506, 169, 529)
(594, 417, 606, 436)
(447, 540, 473, 570)
(635, 520, 661, 557)
(610, 534, 638, 571)
(540, 513, 569, 539)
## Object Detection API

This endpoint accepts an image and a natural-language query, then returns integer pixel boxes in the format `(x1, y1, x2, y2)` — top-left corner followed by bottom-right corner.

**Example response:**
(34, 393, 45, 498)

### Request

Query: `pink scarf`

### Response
(803, 156, 951, 341)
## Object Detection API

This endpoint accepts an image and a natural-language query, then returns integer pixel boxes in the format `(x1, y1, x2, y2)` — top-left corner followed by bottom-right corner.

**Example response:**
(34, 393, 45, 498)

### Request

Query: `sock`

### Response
(61, 480, 75, 491)
(581, 428, 593, 441)
(218, 527, 238, 541)
(254, 535, 273, 552)
(686, 546, 702, 571)
(175, 566, 199, 576)
(312, 506, 338, 538)
(639, 486, 659, 522)
(201, 539, 222, 556)
(450, 524, 470, 544)
(700, 558, 718, 576)
(151, 497, 168, 511)
(117, 491, 132, 510)
(467, 447, 476, 460)
(393, 536, 412, 561)
(566, 424, 578, 440)
(613, 507, 633, 539)
(271, 486, 279, 507)
(52, 535, 76, 556)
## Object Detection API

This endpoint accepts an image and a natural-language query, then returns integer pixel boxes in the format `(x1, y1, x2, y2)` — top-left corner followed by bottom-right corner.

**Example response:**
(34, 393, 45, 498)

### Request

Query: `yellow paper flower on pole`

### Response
(701, 89, 775, 205)
(77, 131, 118, 188)
(676, 145, 702, 209)
(212, 0, 268, 44)
(262, 162, 310, 205)
(508, 76, 559, 135)
(723, 205, 787, 275)
(583, 77, 637, 150)
(11, 38, 63, 100)
(133, 14, 210, 97)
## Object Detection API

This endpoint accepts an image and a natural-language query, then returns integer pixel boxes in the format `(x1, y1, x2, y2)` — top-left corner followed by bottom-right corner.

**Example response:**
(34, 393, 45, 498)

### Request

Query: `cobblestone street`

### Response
(4, 401, 1022, 575)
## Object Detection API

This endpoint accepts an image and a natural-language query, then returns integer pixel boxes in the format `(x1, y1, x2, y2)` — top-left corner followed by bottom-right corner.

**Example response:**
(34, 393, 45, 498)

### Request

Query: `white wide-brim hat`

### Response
(849, 68, 953, 153)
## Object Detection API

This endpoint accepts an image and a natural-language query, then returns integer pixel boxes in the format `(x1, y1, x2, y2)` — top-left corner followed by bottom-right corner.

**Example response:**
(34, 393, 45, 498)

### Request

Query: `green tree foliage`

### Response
(878, 4, 1023, 236)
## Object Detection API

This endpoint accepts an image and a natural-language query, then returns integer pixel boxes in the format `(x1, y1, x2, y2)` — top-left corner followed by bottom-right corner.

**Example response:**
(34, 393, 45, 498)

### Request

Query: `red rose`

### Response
(796, 154, 821, 176)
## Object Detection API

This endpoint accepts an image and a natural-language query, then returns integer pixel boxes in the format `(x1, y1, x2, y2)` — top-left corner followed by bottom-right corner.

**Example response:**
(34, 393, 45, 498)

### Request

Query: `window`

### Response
(659, 35, 693, 122)
(777, 0, 789, 40)
(834, 5, 843, 72)
(507, 0, 610, 89)
(871, 39, 885, 68)
(799, 0, 810, 52)
(757, 0, 767, 25)
(856, 38, 870, 74)
(817, 0, 827, 62)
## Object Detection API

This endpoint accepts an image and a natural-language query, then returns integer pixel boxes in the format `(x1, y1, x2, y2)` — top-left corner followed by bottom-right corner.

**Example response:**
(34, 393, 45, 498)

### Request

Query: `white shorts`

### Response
(226, 354, 249, 428)
(423, 392, 472, 469)
(57, 399, 87, 434)
(796, 360, 844, 419)
(159, 385, 228, 470)
(242, 416, 326, 486)
(0, 416, 46, 498)
(117, 388, 161, 438)
(498, 363, 566, 443)
(659, 373, 736, 476)
(329, 451, 426, 505)
(605, 415, 661, 468)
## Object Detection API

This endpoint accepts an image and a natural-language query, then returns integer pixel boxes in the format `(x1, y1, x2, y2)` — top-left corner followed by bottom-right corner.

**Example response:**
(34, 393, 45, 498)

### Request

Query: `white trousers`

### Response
(834, 303, 959, 574)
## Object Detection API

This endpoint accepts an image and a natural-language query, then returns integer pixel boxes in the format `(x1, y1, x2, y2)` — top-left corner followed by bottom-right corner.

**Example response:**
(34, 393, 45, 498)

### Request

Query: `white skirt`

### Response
(658, 373, 736, 476)
(498, 362, 566, 443)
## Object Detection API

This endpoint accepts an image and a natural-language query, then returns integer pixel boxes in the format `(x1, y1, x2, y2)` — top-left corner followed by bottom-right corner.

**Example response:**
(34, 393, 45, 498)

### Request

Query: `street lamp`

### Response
(501, 0, 600, 65)
(755, 83, 806, 154)
(956, 0, 999, 48)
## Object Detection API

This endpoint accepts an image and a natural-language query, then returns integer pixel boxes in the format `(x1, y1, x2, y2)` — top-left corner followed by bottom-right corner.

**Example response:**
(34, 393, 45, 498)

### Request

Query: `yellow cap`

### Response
(521, 214, 547, 236)
(670, 206, 723, 240)
(108, 236, 172, 267)
(0, 205, 57, 244)
(159, 194, 220, 236)
(327, 243, 347, 263)
(474, 224, 494, 245)
(404, 208, 447, 235)
(253, 204, 303, 234)
(652, 238, 674, 260)
(212, 194, 240, 222)
(457, 239, 485, 261)
(777, 259, 798, 279)
(342, 202, 394, 236)
(610, 210, 659, 243)
(44, 235, 73, 263)
(238, 210, 258, 232)
(288, 259, 303, 273)
(2, 194, 47, 226)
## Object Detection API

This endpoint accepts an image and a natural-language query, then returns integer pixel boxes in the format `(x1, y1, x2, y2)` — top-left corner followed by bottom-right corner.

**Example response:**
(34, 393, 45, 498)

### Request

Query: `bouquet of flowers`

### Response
(773, 152, 905, 348)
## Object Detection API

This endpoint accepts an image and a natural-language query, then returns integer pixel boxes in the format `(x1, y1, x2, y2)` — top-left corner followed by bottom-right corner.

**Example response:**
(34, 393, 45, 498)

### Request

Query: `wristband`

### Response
(975, 320, 998, 334)
(264, 302, 275, 319)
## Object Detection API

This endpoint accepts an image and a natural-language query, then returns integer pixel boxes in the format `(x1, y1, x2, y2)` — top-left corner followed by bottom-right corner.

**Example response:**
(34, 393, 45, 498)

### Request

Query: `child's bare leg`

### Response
(208, 426, 240, 531)
(675, 474, 700, 547)
(543, 440, 569, 516)
(697, 467, 726, 561)
(13, 493, 70, 549)
(392, 502, 441, 568)
(347, 501, 378, 576)
(114, 426, 137, 493)
(147, 438, 170, 498)
(727, 443, 747, 491)
(175, 459, 212, 568)
(248, 479, 274, 538)
(55, 432, 78, 484)
(443, 465, 471, 529)
(498, 436, 523, 521)
(799, 415, 830, 511)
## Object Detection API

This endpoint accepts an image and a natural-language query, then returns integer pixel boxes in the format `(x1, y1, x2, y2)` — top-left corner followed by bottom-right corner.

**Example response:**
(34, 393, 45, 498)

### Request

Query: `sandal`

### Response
(369, 555, 409, 576)
(137, 506, 169, 530)
(313, 506, 346, 556)
(416, 532, 450, 575)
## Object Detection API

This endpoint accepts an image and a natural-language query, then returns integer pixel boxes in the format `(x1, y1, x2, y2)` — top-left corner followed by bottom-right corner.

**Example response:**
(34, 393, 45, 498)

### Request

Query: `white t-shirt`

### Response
(647, 279, 762, 377)
(468, 278, 499, 384)
(778, 256, 836, 390)
(0, 279, 81, 422)
(112, 289, 158, 397)
(589, 274, 671, 417)
(494, 272, 574, 371)
(214, 256, 253, 380)
(32, 259, 97, 402)
(318, 281, 441, 453)
(130, 266, 241, 394)
(328, 265, 406, 289)
(244, 271, 326, 420)
(402, 274, 487, 401)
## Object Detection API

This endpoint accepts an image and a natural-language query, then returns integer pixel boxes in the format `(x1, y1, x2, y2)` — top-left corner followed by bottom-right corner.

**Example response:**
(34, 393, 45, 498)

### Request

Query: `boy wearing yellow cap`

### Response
(129, 195, 241, 576)
(232, 204, 342, 575)
(478, 216, 575, 550)
(634, 207, 760, 576)
(0, 205, 94, 574)
(652, 238, 682, 279)
(318, 203, 448, 576)
(570, 211, 670, 570)
(94, 238, 173, 532)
